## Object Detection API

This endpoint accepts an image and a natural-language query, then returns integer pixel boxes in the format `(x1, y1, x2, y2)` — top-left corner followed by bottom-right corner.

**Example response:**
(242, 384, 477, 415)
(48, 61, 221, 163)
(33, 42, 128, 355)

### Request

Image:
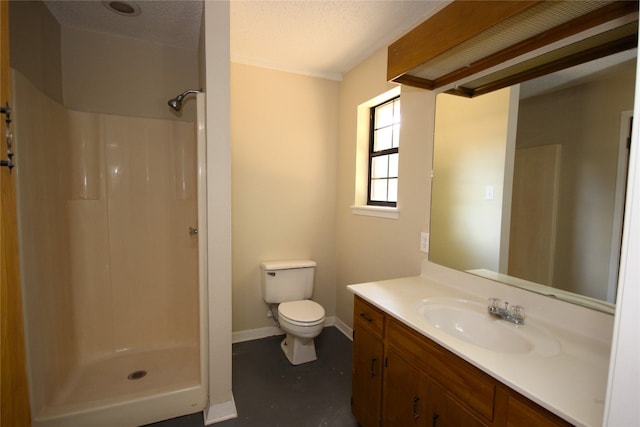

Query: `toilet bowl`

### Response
(261, 260, 325, 365)
(277, 300, 325, 365)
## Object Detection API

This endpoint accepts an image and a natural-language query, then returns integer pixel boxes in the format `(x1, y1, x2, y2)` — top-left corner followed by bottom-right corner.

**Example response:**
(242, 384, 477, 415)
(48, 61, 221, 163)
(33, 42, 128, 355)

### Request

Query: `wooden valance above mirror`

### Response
(387, 0, 639, 95)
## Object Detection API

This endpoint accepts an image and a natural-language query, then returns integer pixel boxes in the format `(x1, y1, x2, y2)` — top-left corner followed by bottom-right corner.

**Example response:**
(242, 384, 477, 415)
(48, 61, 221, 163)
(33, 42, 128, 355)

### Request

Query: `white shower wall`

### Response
(68, 109, 199, 360)
(13, 69, 201, 418)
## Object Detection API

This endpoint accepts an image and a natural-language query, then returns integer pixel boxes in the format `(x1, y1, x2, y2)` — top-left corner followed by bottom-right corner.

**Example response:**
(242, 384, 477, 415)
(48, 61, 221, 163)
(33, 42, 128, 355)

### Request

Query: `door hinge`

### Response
(1, 102, 15, 172)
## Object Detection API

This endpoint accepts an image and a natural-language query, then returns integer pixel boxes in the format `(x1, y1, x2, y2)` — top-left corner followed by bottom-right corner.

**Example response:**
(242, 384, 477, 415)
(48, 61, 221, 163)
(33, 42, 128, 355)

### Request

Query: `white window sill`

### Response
(351, 205, 400, 219)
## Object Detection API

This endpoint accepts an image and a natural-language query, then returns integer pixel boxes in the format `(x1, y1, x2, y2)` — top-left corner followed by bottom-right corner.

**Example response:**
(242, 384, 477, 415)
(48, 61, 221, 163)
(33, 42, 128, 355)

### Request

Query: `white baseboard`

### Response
(332, 316, 353, 341)
(203, 396, 238, 425)
(232, 325, 284, 343)
(232, 316, 352, 343)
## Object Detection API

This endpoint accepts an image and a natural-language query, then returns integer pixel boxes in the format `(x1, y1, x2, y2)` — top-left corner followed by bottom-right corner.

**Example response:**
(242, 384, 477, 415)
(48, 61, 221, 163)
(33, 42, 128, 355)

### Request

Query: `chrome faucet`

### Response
(488, 298, 525, 325)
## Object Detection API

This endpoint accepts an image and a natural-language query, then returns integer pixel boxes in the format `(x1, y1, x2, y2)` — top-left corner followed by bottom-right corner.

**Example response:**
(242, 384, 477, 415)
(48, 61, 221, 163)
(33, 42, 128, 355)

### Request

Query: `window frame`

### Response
(367, 95, 400, 207)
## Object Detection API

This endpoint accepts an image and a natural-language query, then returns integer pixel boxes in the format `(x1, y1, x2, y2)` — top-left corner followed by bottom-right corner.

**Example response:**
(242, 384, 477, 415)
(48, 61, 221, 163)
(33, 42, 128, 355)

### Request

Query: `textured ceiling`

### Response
(43, 1, 204, 52)
(230, 1, 446, 79)
(43, 0, 447, 80)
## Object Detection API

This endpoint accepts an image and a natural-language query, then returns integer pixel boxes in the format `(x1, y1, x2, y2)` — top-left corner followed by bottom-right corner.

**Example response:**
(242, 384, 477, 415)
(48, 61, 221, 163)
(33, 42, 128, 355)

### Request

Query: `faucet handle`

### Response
(510, 305, 526, 323)
(488, 297, 501, 308)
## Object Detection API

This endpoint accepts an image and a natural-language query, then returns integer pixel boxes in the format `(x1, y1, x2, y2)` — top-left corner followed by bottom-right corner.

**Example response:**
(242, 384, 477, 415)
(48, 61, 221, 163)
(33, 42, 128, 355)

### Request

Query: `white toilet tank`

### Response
(261, 260, 317, 303)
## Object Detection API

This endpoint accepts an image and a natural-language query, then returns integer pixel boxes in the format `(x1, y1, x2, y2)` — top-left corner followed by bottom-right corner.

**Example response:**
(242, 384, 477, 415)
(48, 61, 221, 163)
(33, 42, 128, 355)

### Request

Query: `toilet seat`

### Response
(278, 300, 325, 327)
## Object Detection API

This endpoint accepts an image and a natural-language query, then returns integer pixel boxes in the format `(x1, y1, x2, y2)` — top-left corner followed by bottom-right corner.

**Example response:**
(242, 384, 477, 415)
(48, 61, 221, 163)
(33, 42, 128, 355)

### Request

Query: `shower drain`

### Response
(127, 370, 147, 380)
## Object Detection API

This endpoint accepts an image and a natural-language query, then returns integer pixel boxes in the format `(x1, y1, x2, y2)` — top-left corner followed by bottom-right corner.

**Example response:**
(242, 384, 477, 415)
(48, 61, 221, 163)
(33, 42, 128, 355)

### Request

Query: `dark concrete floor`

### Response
(144, 327, 358, 427)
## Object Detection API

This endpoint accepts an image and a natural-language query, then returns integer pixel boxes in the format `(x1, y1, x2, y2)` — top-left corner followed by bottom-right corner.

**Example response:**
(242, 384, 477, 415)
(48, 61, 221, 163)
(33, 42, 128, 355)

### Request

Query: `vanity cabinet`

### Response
(351, 296, 573, 427)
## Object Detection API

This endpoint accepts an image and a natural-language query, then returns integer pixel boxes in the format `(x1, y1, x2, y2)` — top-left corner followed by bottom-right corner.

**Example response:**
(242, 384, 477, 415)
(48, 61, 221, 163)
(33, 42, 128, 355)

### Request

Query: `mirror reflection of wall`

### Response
(431, 50, 636, 308)
(431, 87, 517, 273)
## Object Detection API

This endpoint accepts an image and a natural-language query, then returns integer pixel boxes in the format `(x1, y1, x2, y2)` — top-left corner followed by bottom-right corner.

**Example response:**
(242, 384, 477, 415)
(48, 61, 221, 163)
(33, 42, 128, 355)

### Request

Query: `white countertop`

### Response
(348, 274, 612, 427)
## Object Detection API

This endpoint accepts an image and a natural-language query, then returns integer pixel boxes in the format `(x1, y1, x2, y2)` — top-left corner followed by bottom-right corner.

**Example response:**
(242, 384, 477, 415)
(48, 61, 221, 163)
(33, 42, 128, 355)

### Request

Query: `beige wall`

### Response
(517, 61, 636, 300)
(230, 49, 435, 333)
(335, 48, 433, 329)
(9, 0, 63, 103)
(430, 88, 513, 272)
(230, 63, 339, 332)
(61, 26, 199, 121)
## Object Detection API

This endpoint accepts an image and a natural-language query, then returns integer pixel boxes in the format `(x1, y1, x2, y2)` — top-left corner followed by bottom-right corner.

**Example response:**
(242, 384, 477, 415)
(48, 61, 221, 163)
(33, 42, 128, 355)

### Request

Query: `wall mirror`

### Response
(430, 40, 637, 314)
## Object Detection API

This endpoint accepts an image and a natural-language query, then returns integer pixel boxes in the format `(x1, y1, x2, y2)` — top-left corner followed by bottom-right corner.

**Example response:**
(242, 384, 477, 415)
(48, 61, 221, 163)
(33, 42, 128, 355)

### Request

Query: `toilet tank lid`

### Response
(261, 260, 316, 271)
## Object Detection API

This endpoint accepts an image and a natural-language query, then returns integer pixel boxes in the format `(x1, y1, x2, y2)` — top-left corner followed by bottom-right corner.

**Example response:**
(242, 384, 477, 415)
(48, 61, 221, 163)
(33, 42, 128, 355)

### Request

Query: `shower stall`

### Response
(12, 70, 208, 427)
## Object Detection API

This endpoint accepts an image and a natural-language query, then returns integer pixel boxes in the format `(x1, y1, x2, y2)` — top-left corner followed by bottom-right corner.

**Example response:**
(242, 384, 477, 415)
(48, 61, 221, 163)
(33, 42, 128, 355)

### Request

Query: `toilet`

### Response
(261, 260, 325, 365)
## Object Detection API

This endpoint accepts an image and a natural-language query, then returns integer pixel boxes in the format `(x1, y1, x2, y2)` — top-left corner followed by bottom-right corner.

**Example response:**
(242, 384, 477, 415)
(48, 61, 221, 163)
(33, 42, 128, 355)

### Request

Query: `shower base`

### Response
(34, 344, 205, 427)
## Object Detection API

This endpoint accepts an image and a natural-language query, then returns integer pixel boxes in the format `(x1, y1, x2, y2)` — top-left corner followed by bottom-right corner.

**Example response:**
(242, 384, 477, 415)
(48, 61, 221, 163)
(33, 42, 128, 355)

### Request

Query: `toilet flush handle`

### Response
(268, 272, 276, 277)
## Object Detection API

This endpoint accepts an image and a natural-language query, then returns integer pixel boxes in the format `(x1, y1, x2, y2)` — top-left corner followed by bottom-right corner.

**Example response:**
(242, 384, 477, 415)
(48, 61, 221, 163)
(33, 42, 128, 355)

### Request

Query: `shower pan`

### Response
(12, 71, 208, 427)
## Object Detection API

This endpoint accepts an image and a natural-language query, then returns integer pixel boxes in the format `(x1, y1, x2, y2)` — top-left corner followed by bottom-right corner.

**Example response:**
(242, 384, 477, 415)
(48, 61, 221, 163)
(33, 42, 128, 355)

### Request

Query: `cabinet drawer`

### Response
(504, 390, 574, 427)
(386, 318, 496, 421)
(354, 296, 385, 339)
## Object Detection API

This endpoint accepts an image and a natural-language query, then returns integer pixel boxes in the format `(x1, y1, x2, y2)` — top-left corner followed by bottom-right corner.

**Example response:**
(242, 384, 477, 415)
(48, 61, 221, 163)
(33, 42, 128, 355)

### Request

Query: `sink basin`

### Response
(418, 298, 561, 356)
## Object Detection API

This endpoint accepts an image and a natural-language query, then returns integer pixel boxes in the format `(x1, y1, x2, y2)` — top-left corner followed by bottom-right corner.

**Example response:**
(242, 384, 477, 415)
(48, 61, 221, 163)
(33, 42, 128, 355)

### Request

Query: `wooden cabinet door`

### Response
(429, 381, 489, 427)
(352, 325, 384, 427)
(505, 392, 573, 427)
(382, 347, 428, 426)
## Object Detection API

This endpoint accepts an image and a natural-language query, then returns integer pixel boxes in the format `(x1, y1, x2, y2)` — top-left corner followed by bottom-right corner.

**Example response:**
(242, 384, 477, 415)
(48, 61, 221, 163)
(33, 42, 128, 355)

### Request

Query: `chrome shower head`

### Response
(168, 89, 202, 112)
(168, 97, 182, 111)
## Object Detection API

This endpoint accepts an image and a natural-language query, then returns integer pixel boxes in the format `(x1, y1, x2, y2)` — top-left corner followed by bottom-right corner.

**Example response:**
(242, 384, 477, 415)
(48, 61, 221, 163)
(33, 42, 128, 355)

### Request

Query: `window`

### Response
(368, 96, 400, 207)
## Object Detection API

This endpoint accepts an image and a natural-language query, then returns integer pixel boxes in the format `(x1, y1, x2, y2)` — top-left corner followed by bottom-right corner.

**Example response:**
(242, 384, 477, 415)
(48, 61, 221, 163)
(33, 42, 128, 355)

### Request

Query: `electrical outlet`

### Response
(420, 232, 429, 253)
